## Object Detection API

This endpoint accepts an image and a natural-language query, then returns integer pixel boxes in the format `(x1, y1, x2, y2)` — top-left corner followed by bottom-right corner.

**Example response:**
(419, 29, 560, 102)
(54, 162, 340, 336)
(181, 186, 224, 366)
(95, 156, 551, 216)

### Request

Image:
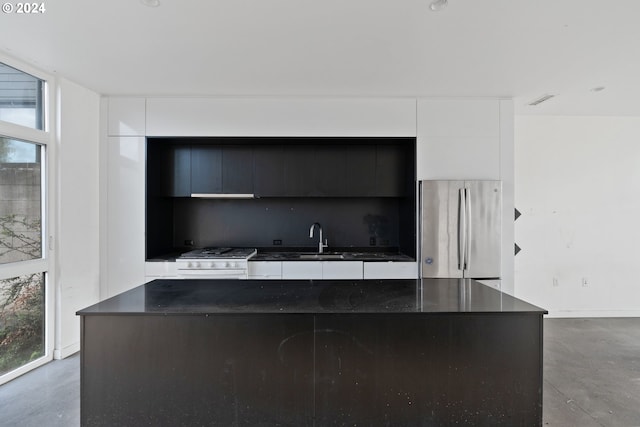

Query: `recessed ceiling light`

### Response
(141, 0, 160, 7)
(528, 94, 556, 106)
(430, 0, 448, 11)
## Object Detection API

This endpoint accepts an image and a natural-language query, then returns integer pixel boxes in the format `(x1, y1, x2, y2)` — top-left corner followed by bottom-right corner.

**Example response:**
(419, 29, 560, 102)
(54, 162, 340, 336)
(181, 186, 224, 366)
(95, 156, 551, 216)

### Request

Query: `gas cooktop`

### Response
(178, 247, 257, 260)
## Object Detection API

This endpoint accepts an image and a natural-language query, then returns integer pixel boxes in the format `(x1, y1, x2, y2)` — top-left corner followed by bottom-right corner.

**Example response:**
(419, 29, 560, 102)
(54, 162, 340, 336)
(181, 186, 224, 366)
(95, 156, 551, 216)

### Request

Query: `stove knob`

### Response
(208, 262, 215, 268)
(187, 262, 193, 268)
(225, 262, 231, 268)
(194, 262, 200, 268)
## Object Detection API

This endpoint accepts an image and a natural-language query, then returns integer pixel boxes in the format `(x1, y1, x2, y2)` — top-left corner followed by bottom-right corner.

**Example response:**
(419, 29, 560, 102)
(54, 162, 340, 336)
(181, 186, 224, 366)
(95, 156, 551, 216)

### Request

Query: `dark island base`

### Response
(81, 313, 542, 426)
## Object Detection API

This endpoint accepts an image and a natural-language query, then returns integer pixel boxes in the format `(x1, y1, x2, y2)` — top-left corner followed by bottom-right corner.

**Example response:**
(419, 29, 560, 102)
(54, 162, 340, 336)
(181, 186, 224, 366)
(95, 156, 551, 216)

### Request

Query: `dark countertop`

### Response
(146, 248, 415, 262)
(77, 278, 546, 315)
(251, 251, 414, 262)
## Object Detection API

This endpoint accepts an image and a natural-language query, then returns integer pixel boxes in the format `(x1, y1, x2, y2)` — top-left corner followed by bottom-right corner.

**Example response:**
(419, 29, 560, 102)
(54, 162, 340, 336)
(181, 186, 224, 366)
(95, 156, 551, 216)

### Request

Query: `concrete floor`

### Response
(1, 318, 639, 426)
(0, 351, 79, 427)
(544, 318, 640, 427)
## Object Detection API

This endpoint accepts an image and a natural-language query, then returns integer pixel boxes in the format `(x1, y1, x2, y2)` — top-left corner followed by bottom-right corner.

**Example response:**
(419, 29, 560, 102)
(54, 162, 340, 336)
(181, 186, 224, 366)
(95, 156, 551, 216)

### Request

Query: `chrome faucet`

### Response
(309, 222, 329, 253)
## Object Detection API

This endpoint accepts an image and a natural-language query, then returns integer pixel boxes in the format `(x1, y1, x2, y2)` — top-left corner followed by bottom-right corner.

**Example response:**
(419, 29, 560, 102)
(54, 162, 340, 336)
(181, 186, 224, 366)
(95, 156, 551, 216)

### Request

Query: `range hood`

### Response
(191, 193, 255, 199)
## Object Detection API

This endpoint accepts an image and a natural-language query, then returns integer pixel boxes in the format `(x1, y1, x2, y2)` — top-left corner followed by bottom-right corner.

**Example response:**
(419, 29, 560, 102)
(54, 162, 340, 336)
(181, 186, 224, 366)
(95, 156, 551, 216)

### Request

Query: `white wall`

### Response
(514, 115, 640, 317)
(55, 78, 100, 358)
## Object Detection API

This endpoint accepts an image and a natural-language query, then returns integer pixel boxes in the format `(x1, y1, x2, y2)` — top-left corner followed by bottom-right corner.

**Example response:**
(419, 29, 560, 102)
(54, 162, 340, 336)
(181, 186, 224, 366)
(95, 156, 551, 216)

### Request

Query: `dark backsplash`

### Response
(171, 197, 404, 251)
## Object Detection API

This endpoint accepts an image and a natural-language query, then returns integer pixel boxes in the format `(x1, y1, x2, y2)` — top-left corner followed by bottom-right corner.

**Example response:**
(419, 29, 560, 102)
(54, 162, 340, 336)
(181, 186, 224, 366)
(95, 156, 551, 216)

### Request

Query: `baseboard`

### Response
(546, 310, 640, 318)
(54, 342, 80, 360)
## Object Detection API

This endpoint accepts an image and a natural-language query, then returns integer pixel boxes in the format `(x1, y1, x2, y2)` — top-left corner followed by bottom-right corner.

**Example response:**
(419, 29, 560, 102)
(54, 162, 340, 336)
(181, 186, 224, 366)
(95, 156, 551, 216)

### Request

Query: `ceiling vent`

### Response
(528, 94, 556, 106)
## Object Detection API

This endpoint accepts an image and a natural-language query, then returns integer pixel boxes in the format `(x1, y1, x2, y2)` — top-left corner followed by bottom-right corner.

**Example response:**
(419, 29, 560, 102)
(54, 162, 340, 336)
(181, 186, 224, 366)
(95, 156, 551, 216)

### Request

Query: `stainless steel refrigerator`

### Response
(420, 180, 502, 279)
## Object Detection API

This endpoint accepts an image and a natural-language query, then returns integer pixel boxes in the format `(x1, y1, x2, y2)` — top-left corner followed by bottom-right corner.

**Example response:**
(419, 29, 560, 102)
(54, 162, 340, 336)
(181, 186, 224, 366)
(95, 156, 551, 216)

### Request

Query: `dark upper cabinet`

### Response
(345, 145, 376, 197)
(283, 145, 317, 197)
(152, 139, 413, 198)
(315, 145, 347, 196)
(169, 145, 191, 197)
(307, 143, 406, 197)
(222, 146, 254, 194)
(256, 145, 318, 197)
(256, 142, 410, 197)
(375, 144, 406, 197)
(191, 145, 254, 195)
(191, 145, 222, 194)
(254, 145, 285, 197)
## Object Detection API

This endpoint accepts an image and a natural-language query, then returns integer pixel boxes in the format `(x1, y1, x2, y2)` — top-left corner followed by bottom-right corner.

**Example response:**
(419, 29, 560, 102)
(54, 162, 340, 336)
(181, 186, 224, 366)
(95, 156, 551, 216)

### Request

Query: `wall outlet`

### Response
(273, 239, 282, 246)
(553, 277, 559, 287)
(582, 278, 588, 287)
(184, 240, 194, 246)
(369, 237, 376, 246)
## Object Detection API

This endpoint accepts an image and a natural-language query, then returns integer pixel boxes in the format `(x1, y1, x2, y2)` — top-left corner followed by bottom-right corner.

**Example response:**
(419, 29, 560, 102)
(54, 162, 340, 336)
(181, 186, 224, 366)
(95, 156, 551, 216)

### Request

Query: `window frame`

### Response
(0, 61, 46, 131)
(0, 53, 56, 385)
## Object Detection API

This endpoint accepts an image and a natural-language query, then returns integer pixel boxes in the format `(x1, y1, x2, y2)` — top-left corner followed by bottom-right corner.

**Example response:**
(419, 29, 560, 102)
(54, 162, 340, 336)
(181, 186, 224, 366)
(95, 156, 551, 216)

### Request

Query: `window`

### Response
(0, 62, 45, 130)
(0, 273, 44, 376)
(0, 59, 50, 384)
(0, 137, 42, 264)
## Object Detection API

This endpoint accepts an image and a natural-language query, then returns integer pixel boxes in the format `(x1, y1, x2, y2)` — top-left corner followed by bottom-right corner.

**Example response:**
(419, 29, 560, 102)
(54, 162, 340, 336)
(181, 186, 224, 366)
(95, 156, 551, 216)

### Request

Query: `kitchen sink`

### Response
(298, 253, 345, 260)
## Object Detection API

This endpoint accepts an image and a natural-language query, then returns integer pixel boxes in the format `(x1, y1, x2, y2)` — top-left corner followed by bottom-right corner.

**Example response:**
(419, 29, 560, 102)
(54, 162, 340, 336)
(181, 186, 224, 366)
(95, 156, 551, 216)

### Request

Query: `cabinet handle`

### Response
(464, 187, 471, 271)
(458, 188, 466, 271)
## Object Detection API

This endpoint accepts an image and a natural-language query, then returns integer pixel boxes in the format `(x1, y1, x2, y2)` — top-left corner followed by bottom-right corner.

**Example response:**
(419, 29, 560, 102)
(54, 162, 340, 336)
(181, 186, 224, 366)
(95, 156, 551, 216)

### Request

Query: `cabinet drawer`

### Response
(248, 261, 282, 279)
(145, 262, 178, 277)
(282, 262, 323, 280)
(321, 261, 363, 279)
(363, 262, 418, 279)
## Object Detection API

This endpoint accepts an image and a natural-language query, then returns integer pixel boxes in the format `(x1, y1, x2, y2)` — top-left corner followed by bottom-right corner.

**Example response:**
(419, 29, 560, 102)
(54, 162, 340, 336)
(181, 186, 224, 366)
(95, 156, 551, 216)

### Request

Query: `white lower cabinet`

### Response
(320, 262, 363, 280)
(144, 262, 179, 280)
(281, 262, 323, 279)
(143, 260, 415, 281)
(363, 262, 418, 279)
(280, 261, 363, 280)
(248, 261, 283, 280)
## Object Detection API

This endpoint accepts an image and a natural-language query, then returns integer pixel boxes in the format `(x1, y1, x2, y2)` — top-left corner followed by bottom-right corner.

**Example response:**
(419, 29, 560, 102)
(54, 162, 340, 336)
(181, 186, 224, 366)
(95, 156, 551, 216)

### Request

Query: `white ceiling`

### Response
(1, 0, 639, 116)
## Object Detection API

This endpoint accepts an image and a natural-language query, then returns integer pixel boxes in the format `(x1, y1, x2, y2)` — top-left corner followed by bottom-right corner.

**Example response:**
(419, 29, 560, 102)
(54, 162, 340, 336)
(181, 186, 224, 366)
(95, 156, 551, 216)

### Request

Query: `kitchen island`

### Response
(77, 279, 546, 426)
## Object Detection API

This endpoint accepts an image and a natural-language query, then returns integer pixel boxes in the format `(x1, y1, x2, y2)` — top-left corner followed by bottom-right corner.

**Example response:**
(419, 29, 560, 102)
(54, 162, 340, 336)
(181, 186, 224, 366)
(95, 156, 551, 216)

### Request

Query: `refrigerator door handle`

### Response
(464, 187, 472, 271)
(458, 188, 466, 271)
